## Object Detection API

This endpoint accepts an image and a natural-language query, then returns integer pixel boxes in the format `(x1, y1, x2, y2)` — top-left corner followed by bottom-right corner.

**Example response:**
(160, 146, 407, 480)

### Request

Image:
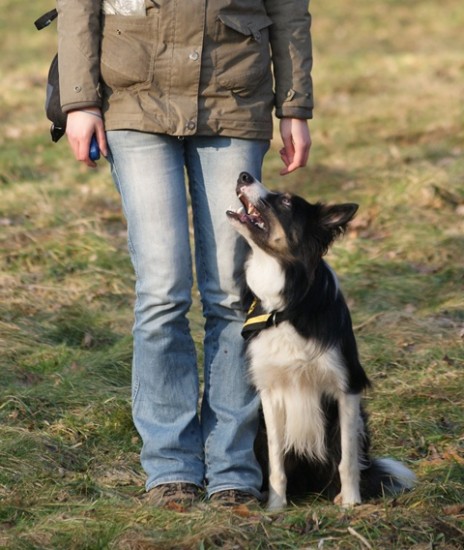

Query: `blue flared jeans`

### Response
(107, 131, 269, 497)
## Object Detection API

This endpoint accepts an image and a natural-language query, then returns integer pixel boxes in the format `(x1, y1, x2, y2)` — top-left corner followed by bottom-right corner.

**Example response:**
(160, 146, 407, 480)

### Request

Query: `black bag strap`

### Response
(34, 8, 66, 142)
(34, 9, 58, 31)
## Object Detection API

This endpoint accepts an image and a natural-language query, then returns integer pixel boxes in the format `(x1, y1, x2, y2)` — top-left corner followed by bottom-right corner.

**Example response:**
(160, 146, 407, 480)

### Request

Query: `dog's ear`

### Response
(320, 203, 358, 233)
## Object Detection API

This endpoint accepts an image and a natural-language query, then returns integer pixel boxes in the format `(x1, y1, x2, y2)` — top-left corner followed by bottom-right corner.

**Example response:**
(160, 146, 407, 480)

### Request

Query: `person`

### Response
(56, 0, 313, 507)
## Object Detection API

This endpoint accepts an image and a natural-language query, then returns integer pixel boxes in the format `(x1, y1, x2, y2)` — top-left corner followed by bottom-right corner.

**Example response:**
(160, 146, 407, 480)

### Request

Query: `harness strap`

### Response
(241, 298, 288, 340)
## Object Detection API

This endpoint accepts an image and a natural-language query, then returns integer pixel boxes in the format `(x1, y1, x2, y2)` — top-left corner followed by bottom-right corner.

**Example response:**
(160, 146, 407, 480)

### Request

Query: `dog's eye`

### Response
(281, 194, 292, 208)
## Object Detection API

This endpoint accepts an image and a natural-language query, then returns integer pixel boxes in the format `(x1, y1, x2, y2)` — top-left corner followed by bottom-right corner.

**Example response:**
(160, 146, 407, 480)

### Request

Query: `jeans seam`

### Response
(185, 141, 216, 477)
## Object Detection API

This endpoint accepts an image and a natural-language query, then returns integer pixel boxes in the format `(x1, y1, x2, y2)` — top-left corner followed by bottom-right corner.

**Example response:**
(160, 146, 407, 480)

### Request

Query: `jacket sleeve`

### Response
(264, 0, 313, 119)
(56, 0, 102, 113)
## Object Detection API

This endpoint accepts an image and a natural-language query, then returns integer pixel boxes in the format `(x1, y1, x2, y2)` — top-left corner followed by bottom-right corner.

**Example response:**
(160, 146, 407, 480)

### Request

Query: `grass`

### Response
(1, 0, 463, 547)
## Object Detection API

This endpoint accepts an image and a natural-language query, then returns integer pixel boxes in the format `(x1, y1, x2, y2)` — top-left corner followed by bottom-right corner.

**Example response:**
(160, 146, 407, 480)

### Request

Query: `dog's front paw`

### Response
(266, 477, 288, 511)
(334, 491, 361, 507)
(267, 491, 287, 511)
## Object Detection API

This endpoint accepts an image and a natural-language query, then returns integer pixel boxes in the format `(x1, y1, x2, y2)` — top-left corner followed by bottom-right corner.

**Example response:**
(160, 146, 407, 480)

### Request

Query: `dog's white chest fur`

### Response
(249, 324, 346, 393)
(245, 249, 286, 311)
(248, 323, 347, 459)
(245, 250, 348, 459)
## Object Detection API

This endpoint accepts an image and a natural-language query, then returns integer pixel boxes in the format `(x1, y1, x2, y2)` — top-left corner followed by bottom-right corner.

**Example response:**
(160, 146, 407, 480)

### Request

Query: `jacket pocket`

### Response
(100, 10, 158, 90)
(215, 13, 273, 96)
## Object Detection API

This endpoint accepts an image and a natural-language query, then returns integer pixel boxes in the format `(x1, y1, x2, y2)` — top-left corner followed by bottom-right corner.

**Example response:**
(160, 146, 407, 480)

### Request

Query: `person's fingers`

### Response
(95, 124, 108, 157)
(66, 109, 105, 167)
(279, 119, 312, 175)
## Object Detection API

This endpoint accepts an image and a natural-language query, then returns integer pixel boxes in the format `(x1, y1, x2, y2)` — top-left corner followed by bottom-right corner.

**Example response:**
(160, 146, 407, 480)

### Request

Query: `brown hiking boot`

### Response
(145, 482, 202, 508)
(210, 489, 260, 508)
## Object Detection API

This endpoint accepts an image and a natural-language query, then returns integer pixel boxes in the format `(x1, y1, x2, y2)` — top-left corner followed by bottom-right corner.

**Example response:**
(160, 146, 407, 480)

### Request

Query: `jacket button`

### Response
(285, 89, 296, 101)
(74, 86, 82, 93)
(186, 121, 196, 131)
(189, 51, 199, 61)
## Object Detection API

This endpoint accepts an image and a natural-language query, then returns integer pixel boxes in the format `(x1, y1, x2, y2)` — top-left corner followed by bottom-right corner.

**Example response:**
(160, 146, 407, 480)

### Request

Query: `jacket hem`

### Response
(275, 107, 313, 120)
(62, 101, 102, 114)
(104, 119, 273, 141)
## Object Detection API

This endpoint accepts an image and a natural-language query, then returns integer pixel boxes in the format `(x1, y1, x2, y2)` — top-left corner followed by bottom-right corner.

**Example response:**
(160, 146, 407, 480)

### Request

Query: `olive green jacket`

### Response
(57, 0, 313, 140)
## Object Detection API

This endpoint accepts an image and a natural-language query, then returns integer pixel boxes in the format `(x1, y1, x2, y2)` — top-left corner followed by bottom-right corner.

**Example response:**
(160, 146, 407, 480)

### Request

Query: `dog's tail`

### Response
(361, 458, 416, 498)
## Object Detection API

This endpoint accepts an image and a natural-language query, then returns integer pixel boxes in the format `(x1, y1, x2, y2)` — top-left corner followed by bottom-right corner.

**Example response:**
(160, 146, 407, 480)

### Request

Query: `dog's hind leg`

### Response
(335, 392, 362, 506)
(261, 389, 287, 510)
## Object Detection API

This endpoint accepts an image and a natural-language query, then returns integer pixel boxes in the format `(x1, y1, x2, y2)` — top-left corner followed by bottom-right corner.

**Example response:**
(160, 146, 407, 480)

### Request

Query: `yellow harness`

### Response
(241, 298, 287, 340)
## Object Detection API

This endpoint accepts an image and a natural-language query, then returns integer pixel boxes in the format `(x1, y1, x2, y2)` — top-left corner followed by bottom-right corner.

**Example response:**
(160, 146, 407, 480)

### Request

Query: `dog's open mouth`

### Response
(227, 192, 266, 230)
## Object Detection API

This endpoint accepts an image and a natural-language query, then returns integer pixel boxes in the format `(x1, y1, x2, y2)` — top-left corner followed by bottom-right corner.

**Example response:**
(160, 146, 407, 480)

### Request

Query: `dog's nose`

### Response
(238, 172, 254, 185)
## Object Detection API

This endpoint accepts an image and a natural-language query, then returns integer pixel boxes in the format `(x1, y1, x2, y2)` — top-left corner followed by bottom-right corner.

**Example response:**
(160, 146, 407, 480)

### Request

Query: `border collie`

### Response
(227, 172, 415, 510)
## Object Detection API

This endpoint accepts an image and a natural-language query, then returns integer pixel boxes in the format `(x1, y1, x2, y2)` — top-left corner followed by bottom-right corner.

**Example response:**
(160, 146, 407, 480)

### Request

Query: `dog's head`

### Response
(227, 172, 358, 265)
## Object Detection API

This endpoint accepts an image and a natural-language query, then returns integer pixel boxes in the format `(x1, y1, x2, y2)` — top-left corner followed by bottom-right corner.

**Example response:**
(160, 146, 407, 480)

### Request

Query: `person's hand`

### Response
(65, 108, 108, 168)
(279, 118, 312, 175)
